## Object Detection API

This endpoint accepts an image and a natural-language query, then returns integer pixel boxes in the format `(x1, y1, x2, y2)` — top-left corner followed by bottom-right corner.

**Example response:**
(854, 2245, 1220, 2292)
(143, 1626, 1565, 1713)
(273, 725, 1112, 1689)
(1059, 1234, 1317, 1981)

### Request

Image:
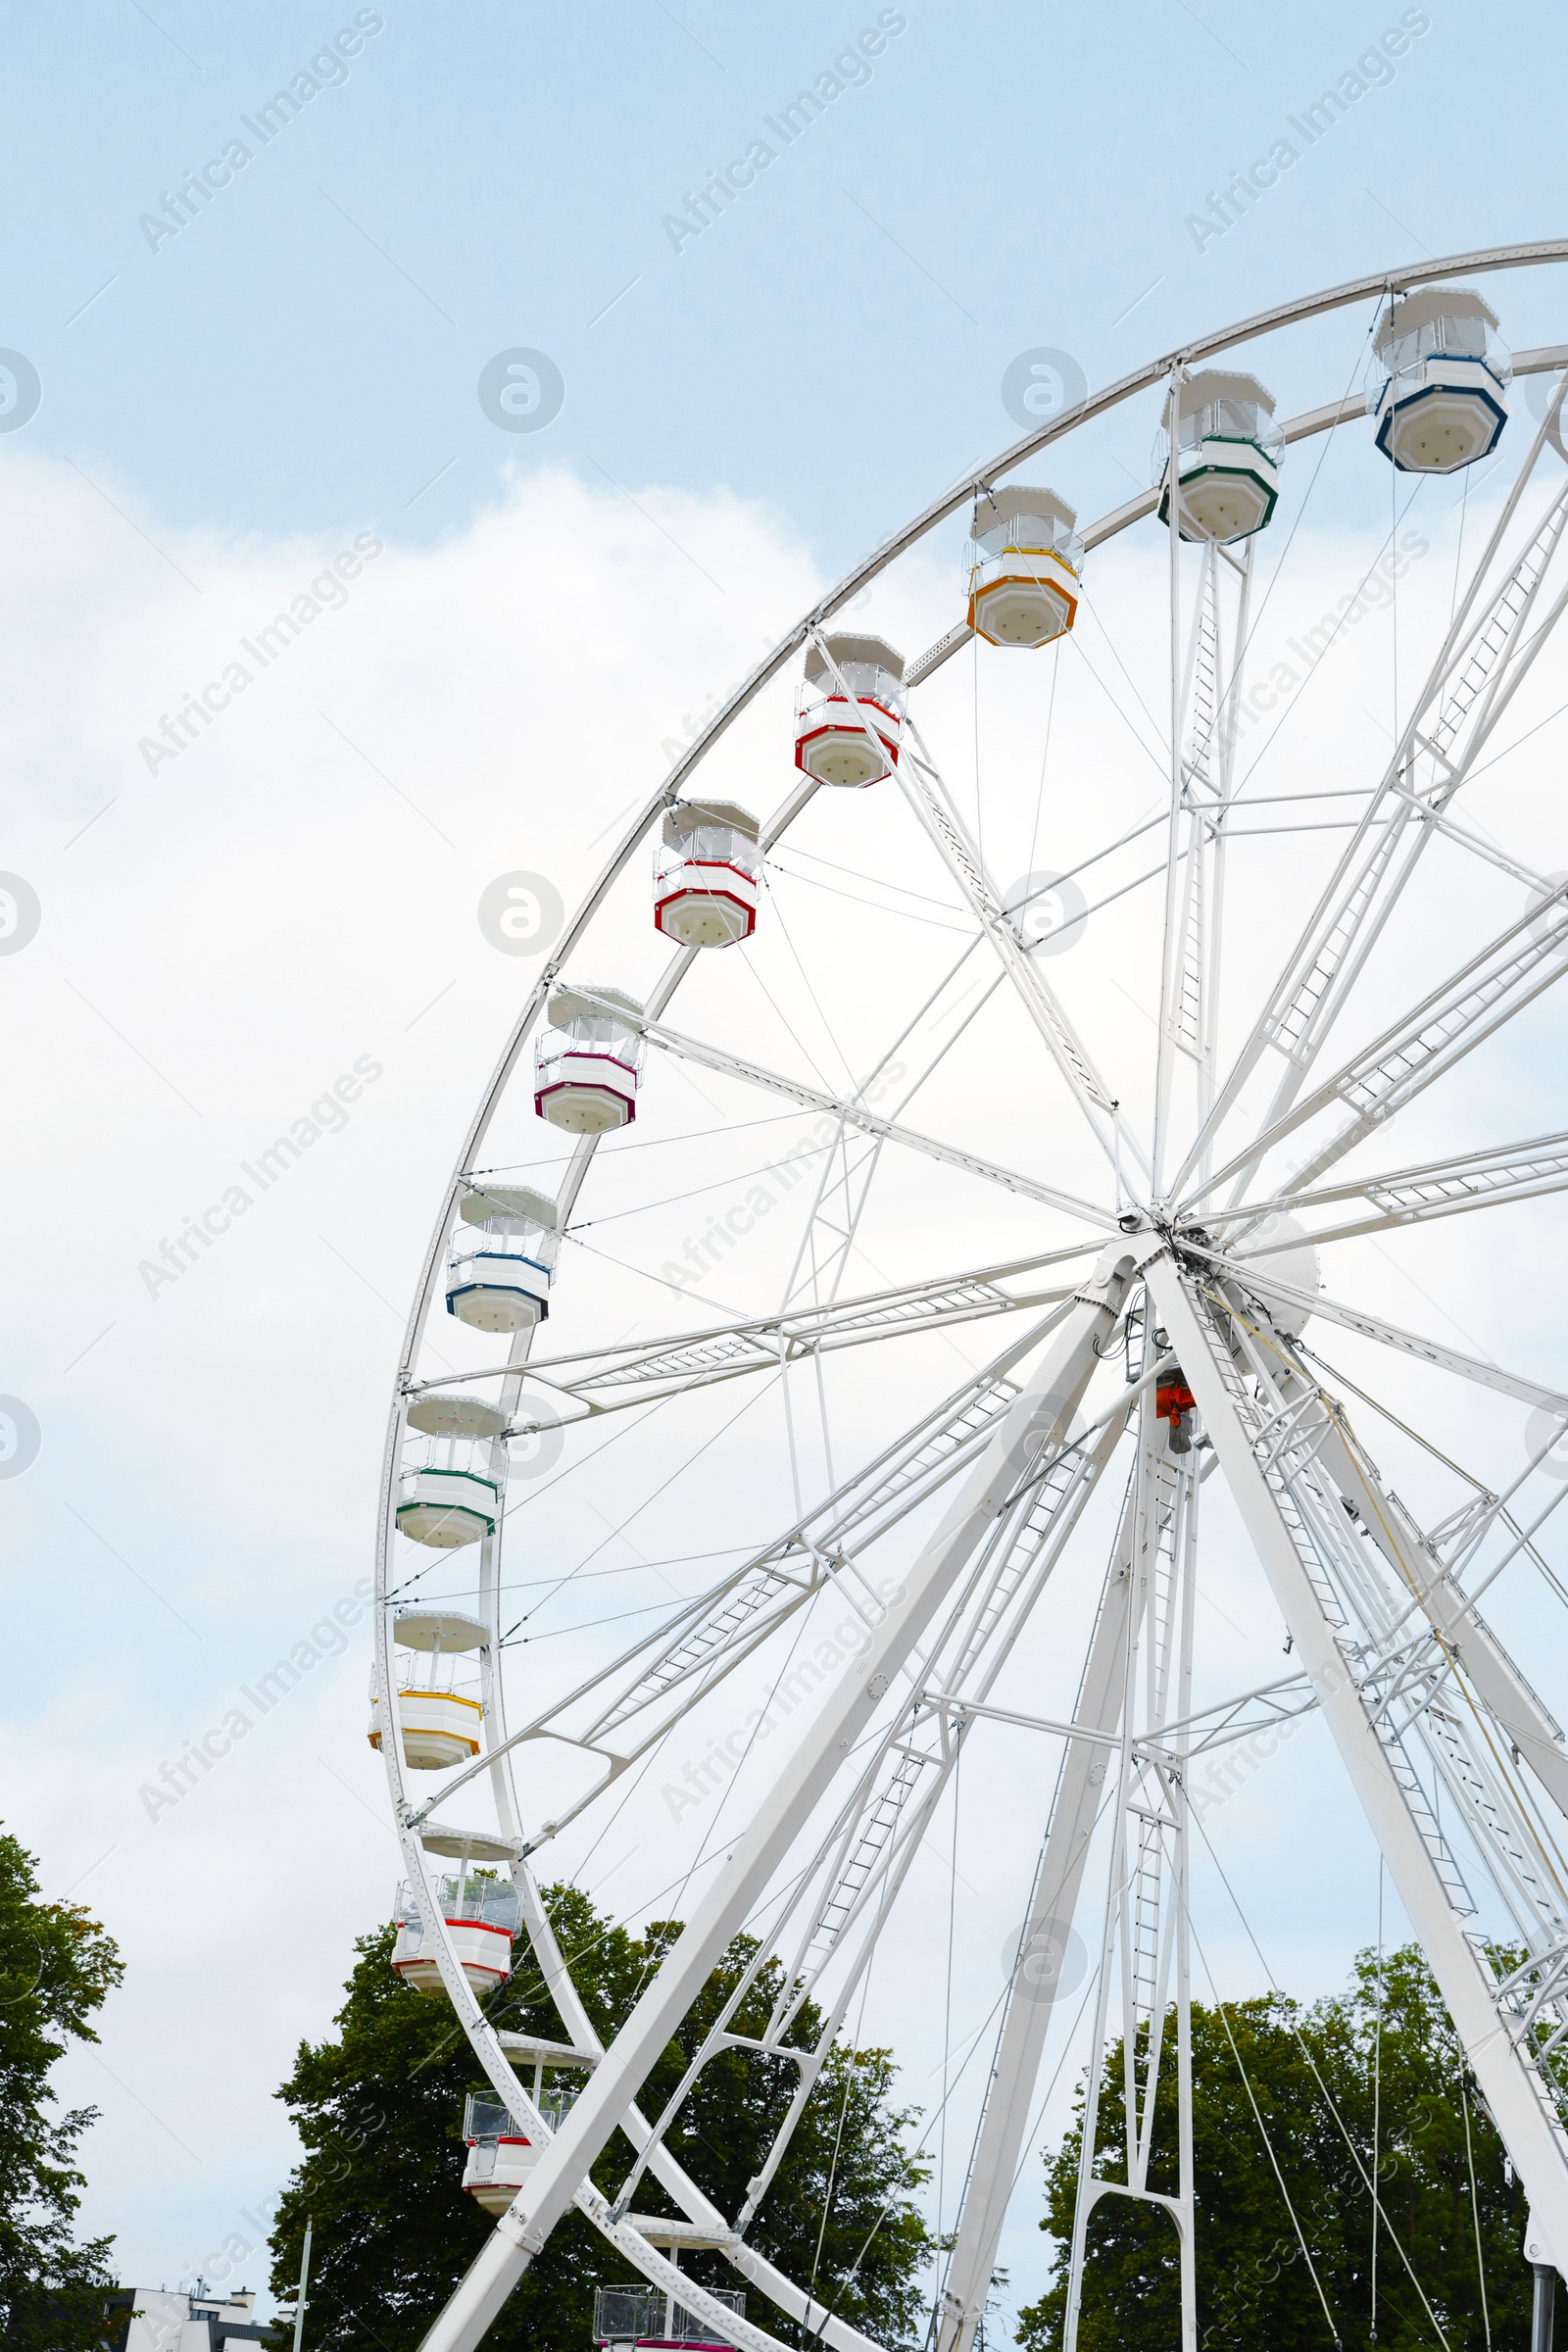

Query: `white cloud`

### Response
(6, 441, 1568, 2328)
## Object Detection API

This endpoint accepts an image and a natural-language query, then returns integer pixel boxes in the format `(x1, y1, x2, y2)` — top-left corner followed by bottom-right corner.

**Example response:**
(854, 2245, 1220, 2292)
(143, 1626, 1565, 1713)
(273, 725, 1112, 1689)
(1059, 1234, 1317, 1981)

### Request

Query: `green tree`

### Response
(0, 1826, 124, 2352)
(270, 1884, 930, 2352)
(1017, 1943, 1533, 2352)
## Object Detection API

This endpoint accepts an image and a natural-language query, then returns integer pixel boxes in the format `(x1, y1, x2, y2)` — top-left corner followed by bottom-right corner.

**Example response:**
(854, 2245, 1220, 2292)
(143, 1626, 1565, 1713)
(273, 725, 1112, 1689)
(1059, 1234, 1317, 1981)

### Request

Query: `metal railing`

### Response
(593, 2286, 745, 2346)
(396, 1875, 520, 1933)
(464, 2092, 529, 2141)
(1177, 397, 1284, 454)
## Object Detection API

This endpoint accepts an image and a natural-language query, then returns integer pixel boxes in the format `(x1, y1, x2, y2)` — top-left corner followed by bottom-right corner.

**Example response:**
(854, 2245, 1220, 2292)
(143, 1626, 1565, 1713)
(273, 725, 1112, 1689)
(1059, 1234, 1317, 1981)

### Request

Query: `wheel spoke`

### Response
(895, 718, 1148, 1183)
(1188, 1241, 1568, 1414)
(385, 251, 1568, 2352)
(1173, 433, 1568, 1200)
(1152, 532, 1255, 1192)
(494, 1245, 1098, 1421)
(1186, 881, 1568, 1205)
(626, 1405, 1127, 2241)
(616, 1002, 1118, 1228)
(419, 1303, 1083, 1833)
(1148, 1250, 1568, 2252)
(1211, 1126, 1568, 1246)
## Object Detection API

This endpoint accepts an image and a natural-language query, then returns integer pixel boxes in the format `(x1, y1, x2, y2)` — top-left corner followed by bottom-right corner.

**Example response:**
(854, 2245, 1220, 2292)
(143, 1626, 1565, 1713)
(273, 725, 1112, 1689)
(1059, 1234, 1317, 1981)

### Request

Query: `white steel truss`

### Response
(1175, 392, 1568, 1200)
(410, 1246, 1097, 1427)
(1146, 1250, 1568, 2246)
(620, 1004, 1118, 1231)
(1187, 1244, 1568, 1414)
(1203, 1127, 1568, 1245)
(892, 718, 1147, 1185)
(414, 1308, 1076, 1837)
(1189, 879, 1568, 1204)
(364, 249, 1568, 2352)
(1059, 1411, 1199, 2352)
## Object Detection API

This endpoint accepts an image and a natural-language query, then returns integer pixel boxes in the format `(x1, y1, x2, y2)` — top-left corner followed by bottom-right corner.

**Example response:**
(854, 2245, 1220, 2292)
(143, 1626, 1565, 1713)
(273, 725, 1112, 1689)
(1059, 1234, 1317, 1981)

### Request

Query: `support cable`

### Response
(1204, 1289, 1568, 1902)
(1190, 1920, 1343, 2347)
(1230, 305, 1396, 800)
(1462, 2073, 1493, 2352)
(821, 1761, 1131, 2352)
(1024, 637, 1062, 884)
(973, 616, 983, 866)
(761, 882, 861, 1100)
(800, 1886, 1101, 2352)
(1450, 466, 1471, 640)
(1192, 1808, 1454, 2350)
(1372, 1859, 1384, 2347)
(808, 1907, 879, 2306)
(1235, 302, 1383, 698)
(1391, 373, 1401, 768)
(1296, 1341, 1568, 1617)
(941, 1733, 962, 2246)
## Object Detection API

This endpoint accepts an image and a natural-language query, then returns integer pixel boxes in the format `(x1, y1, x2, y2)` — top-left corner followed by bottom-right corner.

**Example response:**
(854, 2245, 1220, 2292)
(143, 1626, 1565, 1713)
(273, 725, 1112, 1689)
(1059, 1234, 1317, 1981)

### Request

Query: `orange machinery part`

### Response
(1154, 1379, 1197, 1424)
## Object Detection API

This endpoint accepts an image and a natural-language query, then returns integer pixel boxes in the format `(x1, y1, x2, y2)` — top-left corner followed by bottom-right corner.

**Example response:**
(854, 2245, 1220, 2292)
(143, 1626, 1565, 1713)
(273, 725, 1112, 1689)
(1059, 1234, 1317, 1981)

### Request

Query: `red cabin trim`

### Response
(660, 857, 756, 884)
(796, 714, 899, 754)
(655, 882, 757, 938)
(534, 1078, 637, 1125)
(802, 691, 901, 728)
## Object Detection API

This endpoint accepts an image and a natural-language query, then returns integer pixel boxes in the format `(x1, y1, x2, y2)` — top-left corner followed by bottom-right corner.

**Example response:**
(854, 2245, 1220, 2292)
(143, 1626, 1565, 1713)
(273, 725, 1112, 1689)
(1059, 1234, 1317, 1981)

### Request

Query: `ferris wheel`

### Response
(368, 239, 1568, 2352)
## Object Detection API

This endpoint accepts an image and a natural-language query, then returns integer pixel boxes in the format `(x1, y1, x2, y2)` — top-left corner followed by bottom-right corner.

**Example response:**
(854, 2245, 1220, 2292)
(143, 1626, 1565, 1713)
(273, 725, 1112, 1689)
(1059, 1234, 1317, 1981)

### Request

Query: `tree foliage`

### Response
(1017, 1943, 1534, 2352)
(269, 1884, 931, 2352)
(0, 1826, 124, 2352)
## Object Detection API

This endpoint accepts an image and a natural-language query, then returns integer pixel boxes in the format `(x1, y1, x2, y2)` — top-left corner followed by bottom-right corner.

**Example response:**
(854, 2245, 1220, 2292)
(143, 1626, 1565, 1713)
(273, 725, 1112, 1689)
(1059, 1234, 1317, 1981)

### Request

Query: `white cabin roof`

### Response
(499, 2030, 602, 2068)
(1166, 368, 1276, 423)
(804, 631, 906, 685)
(462, 1183, 557, 1230)
(972, 484, 1077, 537)
(1376, 283, 1498, 350)
(548, 981, 644, 1029)
(406, 1391, 510, 1440)
(418, 1821, 522, 1862)
(394, 1607, 487, 1653)
(662, 796, 760, 846)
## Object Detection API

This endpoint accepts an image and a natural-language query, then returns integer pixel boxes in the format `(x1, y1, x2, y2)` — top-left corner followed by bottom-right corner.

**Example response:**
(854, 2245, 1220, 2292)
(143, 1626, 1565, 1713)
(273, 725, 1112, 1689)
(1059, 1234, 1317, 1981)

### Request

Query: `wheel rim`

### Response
(370, 243, 1568, 2352)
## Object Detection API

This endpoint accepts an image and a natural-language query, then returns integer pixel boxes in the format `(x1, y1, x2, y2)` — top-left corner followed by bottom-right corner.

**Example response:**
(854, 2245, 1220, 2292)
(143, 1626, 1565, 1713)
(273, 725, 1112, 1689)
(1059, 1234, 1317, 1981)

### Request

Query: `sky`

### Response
(7, 0, 1568, 2337)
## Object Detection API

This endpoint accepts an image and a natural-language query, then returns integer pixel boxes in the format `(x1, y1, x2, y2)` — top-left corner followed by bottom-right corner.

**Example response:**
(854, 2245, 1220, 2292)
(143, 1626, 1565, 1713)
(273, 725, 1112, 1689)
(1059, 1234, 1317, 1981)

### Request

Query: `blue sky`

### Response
(9, 0, 1568, 2323)
(8, 1, 1562, 572)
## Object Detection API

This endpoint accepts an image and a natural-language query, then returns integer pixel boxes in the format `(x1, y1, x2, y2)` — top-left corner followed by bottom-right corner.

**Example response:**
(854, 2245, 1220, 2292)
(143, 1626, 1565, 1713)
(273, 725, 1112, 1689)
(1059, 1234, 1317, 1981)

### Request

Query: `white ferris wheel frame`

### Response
(366, 239, 1568, 2352)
